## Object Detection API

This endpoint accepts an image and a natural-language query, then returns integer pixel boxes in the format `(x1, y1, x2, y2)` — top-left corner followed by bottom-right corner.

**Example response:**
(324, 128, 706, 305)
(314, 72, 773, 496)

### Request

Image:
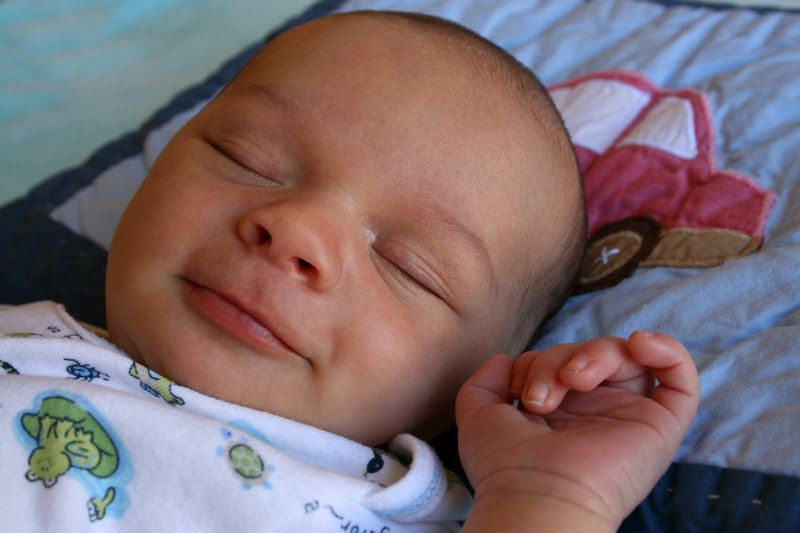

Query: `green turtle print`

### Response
(16, 392, 132, 522)
(217, 424, 276, 491)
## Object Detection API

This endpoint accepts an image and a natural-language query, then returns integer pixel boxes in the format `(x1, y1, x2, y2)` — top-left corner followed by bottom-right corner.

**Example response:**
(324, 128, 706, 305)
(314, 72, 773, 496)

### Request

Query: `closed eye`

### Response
(379, 254, 441, 300)
(209, 141, 264, 180)
(206, 137, 282, 186)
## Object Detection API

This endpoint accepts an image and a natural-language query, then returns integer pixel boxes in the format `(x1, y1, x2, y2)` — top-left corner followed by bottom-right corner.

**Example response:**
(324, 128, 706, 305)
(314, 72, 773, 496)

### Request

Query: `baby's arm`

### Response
(455, 331, 699, 532)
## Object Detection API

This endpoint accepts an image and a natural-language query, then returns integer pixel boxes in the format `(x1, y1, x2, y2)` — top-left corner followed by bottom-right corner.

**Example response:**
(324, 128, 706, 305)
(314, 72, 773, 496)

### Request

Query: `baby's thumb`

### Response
(455, 354, 514, 428)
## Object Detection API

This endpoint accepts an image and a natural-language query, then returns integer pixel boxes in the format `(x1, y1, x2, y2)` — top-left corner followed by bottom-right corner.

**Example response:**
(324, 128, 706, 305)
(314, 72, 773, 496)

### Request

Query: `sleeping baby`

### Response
(0, 10, 699, 532)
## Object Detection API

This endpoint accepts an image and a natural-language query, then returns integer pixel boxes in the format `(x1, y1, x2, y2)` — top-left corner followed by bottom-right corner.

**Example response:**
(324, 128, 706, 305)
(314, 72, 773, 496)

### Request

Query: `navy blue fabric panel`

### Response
(621, 462, 800, 532)
(0, 196, 108, 326)
(0, 0, 345, 324)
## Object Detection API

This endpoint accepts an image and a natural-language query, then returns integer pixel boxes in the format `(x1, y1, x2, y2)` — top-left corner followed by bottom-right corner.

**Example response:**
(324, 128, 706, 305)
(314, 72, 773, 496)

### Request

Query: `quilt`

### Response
(1, 0, 799, 530)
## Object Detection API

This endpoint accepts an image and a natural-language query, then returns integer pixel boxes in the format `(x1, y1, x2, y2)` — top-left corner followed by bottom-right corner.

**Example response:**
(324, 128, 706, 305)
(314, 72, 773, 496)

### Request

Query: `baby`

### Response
(0, 10, 699, 532)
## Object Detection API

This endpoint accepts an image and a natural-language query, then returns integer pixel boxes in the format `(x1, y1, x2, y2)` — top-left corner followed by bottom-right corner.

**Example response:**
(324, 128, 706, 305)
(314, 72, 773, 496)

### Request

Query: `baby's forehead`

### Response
(251, 13, 521, 96)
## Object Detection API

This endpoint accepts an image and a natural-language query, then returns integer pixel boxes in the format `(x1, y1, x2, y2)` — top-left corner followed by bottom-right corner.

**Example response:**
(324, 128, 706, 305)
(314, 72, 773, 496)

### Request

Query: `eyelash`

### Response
(380, 254, 440, 299)
(210, 141, 270, 182)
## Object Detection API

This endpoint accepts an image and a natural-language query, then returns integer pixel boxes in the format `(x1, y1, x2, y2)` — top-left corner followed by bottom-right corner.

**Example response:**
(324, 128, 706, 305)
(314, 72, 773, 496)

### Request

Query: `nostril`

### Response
(297, 258, 314, 271)
(256, 227, 271, 245)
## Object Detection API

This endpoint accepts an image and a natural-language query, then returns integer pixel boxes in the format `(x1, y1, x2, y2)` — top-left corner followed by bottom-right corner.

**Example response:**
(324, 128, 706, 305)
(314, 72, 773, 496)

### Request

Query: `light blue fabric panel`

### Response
(0, 0, 316, 204)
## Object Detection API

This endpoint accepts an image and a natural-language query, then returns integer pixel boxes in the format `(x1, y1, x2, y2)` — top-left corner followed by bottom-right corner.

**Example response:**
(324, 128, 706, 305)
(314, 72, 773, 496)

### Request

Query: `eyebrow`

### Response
(431, 204, 498, 296)
(250, 83, 296, 108)
(224, 82, 299, 121)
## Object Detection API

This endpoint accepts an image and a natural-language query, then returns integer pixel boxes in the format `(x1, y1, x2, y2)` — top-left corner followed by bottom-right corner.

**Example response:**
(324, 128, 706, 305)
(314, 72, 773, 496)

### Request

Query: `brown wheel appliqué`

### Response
(574, 215, 662, 295)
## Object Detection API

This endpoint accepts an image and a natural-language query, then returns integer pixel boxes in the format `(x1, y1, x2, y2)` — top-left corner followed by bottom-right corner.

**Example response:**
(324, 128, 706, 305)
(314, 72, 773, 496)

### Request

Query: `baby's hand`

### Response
(455, 332, 699, 532)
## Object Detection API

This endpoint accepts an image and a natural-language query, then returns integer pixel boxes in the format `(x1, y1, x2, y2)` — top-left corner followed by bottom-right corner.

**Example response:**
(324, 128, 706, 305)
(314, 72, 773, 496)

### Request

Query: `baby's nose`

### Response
(237, 198, 345, 292)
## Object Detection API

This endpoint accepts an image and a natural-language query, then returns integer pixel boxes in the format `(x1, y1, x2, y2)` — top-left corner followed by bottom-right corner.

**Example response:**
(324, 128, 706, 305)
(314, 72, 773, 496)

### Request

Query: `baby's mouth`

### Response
(183, 280, 305, 363)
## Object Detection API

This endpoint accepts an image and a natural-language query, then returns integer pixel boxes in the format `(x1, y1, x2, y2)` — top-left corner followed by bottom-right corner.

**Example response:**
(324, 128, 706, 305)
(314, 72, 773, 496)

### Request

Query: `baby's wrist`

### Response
(465, 493, 619, 533)
(465, 470, 622, 532)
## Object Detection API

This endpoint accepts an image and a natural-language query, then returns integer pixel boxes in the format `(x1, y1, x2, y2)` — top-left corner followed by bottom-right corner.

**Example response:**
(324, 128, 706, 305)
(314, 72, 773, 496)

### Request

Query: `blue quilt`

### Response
(2, 0, 799, 530)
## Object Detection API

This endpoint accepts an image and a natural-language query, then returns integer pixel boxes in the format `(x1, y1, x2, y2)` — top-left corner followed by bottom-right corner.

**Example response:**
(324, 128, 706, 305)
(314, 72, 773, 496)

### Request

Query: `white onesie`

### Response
(0, 301, 472, 532)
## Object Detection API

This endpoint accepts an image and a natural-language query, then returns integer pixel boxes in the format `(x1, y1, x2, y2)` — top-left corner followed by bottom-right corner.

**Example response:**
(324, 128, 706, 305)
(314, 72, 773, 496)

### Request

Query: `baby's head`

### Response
(105, 11, 585, 445)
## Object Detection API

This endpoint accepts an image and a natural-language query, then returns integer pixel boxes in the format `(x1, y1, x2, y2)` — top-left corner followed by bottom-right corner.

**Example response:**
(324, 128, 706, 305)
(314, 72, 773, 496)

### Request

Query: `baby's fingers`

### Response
(628, 331, 700, 433)
(511, 344, 579, 413)
(557, 337, 652, 396)
(514, 337, 643, 414)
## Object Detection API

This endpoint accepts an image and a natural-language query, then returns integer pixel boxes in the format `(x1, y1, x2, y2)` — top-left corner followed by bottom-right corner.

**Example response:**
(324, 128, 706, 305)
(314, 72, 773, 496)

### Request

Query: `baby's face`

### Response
(106, 14, 552, 444)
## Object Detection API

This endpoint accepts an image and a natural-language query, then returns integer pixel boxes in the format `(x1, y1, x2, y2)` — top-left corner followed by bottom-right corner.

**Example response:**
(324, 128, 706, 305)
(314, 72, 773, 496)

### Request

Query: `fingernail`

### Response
(525, 380, 549, 407)
(563, 352, 589, 374)
(635, 330, 655, 338)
